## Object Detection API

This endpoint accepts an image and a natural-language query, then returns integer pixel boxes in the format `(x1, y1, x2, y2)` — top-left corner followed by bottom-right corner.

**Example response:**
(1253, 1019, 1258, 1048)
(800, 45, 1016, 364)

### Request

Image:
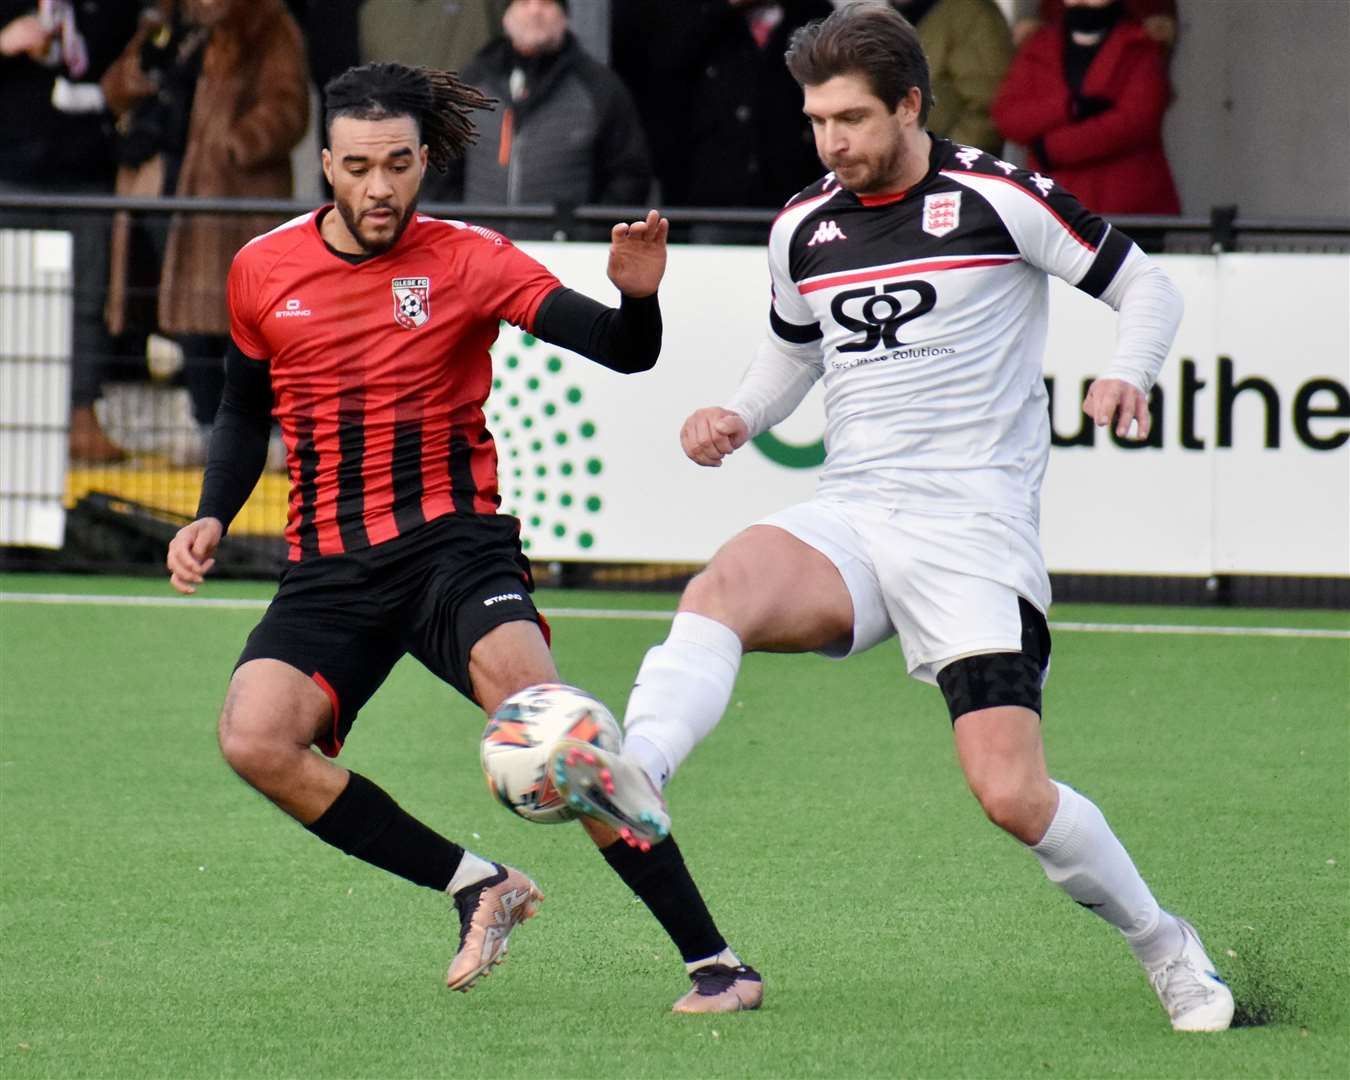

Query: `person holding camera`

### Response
(1, 0, 141, 463)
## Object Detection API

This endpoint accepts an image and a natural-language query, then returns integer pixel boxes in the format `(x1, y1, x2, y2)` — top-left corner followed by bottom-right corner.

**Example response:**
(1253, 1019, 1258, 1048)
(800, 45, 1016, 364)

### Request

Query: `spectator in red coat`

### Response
(992, 0, 1180, 215)
(1015, 0, 1177, 50)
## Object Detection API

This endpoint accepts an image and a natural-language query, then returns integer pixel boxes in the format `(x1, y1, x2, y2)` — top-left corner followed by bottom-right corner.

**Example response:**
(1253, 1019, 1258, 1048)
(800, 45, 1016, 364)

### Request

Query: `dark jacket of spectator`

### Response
(427, 31, 651, 209)
(613, 0, 832, 209)
(101, 0, 309, 337)
(0, 0, 140, 185)
(992, 18, 1180, 214)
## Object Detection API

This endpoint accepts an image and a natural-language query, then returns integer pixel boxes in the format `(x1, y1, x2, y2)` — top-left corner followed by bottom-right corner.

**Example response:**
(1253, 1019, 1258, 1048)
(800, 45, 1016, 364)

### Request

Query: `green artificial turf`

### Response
(1, 576, 1346, 1078)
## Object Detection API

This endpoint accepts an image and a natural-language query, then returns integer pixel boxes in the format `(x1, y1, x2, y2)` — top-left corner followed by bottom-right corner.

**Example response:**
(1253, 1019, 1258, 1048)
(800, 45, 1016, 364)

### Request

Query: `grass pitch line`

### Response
(1, 591, 1348, 639)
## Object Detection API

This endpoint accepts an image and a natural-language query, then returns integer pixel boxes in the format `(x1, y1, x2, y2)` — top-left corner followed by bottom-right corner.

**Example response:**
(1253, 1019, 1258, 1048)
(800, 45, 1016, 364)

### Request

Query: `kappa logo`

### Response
(392, 276, 431, 329)
(922, 192, 961, 237)
(1030, 172, 1056, 197)
(807, 219, 847, 246)
(274, 297, 311, 318)
(954, 145, 983, 170)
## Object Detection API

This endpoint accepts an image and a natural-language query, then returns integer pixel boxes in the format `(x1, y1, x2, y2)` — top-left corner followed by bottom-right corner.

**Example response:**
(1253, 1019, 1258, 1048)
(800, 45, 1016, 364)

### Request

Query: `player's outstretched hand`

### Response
(1083, 377, 1152, 440)
(607, 209, 670, 298)
(167, 517, 223, 595)
(681, 407, 749, 467)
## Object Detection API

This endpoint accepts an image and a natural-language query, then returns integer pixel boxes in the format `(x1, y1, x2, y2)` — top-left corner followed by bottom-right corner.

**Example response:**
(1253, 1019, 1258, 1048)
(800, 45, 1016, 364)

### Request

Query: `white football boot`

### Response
(1145, 916, 1235, 1032)
(548, 737, 671, 850)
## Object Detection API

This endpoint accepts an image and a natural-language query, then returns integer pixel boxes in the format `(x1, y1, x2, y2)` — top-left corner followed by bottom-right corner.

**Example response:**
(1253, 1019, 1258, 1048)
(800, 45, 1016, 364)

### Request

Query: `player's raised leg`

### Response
(469, 618, 761, 1013)
(949, 695, 1234, 1032)
(554, 521, 855, 841)
(217, 657, 539, 992)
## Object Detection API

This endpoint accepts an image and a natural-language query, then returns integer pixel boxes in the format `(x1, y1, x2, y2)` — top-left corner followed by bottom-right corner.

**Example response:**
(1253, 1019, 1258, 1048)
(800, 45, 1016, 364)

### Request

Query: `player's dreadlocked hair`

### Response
(322, 63, 497, 172)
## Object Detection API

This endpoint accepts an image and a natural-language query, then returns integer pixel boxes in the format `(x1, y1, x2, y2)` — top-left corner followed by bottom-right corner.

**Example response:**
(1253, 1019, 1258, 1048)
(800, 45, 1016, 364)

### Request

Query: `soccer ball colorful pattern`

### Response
(480, 683, 622, 824)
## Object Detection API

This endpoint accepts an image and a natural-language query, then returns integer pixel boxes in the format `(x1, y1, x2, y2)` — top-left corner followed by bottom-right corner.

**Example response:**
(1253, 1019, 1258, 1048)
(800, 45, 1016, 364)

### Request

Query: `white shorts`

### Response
(756, 499, 1052, 684)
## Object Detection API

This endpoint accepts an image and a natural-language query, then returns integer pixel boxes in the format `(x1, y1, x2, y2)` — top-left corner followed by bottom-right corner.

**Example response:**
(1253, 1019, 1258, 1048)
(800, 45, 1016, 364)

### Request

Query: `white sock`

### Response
(622, 612, 743, 789)
(446, 850, 497, 896)
(1032, 781, 1183, 967)
(686, 946, 743, 974)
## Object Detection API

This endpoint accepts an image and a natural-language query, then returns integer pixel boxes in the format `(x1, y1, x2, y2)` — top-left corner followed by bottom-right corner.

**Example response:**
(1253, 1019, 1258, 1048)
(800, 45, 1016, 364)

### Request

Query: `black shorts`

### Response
(236, 514, 549, 756)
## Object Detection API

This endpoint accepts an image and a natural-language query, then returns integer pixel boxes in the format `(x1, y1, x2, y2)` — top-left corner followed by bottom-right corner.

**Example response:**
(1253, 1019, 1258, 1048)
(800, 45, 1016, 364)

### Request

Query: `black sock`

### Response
(306, 771, 464, 891)
(601, 835, 727, 963)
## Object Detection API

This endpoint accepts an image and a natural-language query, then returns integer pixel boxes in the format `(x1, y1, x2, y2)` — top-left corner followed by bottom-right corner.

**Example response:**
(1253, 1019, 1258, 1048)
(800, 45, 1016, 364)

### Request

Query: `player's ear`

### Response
(419, 144, 429, 177)
(897, 86, 923, 127)
(321, 147, 334, 186)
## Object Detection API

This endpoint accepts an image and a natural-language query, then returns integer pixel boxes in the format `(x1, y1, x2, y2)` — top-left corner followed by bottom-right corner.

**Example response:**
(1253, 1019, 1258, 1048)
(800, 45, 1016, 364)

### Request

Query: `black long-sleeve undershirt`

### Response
(532, 287, 662, 373)
(194, 286, 661, 531)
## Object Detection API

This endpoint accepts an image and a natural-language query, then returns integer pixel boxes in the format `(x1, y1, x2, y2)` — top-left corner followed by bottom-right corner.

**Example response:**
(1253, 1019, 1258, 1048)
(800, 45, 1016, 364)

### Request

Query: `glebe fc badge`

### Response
(392, 276, 431, 329)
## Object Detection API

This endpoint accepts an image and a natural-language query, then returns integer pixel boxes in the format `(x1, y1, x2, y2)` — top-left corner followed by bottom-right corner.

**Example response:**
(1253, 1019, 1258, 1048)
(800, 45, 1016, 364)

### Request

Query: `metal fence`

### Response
(2, 193, 1347, 605)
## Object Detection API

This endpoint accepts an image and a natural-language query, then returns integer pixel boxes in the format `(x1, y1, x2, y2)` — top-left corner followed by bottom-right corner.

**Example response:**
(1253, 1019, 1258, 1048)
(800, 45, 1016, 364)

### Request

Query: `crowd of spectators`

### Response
(1, 0, 1184, 462)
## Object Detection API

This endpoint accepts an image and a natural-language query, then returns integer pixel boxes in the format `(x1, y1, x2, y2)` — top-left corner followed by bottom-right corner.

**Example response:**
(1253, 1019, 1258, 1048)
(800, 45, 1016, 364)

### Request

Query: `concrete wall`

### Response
(1166, 0, 1350, 217)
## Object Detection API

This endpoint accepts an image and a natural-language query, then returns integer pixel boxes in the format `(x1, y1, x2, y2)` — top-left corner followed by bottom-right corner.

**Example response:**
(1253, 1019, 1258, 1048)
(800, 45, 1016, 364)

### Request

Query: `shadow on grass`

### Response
(1226, 932, 1300, 1029)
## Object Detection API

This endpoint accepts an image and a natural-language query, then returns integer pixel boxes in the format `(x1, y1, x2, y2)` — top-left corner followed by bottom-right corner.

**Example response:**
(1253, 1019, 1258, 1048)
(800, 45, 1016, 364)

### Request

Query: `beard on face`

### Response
(825, 139, 906, 196)
(335, 189, 421, 256)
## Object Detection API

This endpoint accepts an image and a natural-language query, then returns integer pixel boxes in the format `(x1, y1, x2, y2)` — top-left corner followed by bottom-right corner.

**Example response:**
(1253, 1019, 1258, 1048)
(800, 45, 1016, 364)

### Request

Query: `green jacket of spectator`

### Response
(916, 0, 1013, 155)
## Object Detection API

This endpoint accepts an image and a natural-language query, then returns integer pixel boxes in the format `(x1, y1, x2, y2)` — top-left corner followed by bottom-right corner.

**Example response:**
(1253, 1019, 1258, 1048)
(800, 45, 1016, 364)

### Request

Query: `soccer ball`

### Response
(480, 683, 622, 824)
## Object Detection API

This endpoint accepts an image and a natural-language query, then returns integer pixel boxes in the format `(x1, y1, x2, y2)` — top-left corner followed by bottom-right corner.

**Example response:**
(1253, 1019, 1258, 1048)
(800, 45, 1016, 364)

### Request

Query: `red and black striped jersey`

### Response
(227, 208, 560, 561)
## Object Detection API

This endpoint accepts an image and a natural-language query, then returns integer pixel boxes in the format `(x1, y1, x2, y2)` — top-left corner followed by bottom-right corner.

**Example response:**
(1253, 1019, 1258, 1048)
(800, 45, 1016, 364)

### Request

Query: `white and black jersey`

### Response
(763, 137, 1137, 522)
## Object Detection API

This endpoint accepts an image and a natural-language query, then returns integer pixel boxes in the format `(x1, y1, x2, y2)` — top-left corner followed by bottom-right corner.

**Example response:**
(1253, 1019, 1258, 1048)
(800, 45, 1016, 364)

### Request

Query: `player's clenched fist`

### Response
(681, 407, 749, 467)
(167, 517, 223, 594)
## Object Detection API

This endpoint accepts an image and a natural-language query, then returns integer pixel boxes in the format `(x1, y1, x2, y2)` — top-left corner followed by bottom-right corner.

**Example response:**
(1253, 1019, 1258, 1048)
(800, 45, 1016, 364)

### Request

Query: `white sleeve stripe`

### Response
(941, 170, 1098, 253)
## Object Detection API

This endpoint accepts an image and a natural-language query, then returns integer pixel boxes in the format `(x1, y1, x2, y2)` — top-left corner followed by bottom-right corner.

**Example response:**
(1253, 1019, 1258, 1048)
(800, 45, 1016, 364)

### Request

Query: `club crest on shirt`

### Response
(391, 276, 431, 329)
(922, 192, 961, 237)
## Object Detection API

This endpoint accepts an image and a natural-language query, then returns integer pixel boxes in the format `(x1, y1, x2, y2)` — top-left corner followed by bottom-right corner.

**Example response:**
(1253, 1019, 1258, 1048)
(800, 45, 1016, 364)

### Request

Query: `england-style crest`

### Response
(392, 276, 431, 329)
(922, 192, 961, 237)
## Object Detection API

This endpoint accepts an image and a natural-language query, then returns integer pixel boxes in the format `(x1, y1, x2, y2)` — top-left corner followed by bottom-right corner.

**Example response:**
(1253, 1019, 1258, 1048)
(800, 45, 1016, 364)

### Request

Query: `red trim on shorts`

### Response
(535, 609, 552, 648)
(311, 671, 342, 757)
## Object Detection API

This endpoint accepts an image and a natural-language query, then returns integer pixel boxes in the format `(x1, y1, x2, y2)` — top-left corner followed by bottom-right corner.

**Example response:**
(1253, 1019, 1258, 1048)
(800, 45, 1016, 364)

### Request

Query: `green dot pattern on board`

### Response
(506, 356, 519, 369)
(531, 440, 542, 452)
(534, 490, 547, 502)
(586, 495, 602, 513)
(535, 464, 547, 477)
(547, 357, 562, 373)
(543, 402, 557, 416)
(560, 462, 573, 476)
(553, 523, 566, 537)
(560, 493, 573, 507)
(522, 334, 536, 347)
(578, 532, 594, 549)
(530, 515, 541, 527)
(527, 376, 540, 391)
(508, 395, 520, 407)
(566, 387, 582, 404)
(579, 421, 596, 438)
(522, 417, 533, 429)
(554, 432, 568, 445)
(586, 458, 602, 475)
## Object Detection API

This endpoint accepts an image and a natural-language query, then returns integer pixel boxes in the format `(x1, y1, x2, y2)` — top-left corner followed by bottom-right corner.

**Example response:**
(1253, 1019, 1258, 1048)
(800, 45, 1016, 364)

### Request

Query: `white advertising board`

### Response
(504, 244, 1348, 576)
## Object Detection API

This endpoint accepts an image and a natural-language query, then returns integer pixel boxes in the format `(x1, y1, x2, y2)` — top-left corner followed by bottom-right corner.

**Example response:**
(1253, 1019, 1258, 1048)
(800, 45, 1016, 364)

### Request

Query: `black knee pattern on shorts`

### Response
(937, 651, 1044, 723)
(938, 597, 1051, 723)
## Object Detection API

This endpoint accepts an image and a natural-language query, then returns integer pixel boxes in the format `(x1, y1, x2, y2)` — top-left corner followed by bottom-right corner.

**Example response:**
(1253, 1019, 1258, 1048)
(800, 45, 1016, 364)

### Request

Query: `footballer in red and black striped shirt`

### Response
(165, 62, 754, 1009)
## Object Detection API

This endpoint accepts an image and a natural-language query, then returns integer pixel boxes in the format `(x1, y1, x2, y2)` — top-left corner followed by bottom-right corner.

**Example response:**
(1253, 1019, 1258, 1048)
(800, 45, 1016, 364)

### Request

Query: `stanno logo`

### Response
(922, 192, 961, 237)
(392, 276, 431, 329)
(807, 220, 847, 246)
(483, 592, 524, 606)
(274, 297, 311, 318)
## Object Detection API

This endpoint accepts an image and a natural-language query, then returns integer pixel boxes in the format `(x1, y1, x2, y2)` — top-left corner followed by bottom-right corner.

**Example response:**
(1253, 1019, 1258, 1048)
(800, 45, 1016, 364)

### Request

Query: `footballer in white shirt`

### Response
(550, 1, 1233, 1030)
